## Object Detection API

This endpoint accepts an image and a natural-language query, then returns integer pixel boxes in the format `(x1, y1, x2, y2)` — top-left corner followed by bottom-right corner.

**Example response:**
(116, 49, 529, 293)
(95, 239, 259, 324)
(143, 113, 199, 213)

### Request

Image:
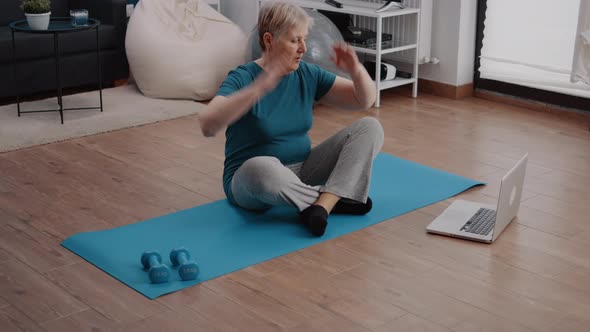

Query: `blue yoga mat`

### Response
(62, 153, 483, 299)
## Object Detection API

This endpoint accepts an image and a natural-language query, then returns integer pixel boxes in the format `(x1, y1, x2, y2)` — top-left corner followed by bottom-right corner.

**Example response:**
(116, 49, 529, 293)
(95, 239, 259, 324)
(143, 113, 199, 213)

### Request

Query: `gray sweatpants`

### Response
(231, 117, 384, 212)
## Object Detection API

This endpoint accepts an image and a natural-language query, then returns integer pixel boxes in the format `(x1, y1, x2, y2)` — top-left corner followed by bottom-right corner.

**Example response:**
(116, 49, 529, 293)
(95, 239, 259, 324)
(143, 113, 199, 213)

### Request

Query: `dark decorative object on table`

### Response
(1, 0, 129, 101)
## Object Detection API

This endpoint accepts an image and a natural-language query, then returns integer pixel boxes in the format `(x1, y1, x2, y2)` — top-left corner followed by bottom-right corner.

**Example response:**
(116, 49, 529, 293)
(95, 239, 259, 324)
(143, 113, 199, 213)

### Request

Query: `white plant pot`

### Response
(25, 12, 51, 30)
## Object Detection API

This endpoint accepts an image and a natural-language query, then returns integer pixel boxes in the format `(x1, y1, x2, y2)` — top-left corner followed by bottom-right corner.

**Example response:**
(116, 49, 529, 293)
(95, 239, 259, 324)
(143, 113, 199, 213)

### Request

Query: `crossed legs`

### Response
(231, 117, 384, 235)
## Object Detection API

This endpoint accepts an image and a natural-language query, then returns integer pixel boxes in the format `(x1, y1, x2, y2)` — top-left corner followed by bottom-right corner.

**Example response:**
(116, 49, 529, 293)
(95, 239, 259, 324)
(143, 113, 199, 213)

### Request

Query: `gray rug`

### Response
(0, 84, 205, 153)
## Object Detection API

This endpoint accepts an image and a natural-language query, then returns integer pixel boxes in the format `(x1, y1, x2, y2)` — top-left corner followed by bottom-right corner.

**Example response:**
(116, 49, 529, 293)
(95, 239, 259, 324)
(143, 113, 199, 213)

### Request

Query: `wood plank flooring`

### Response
(1, 90, 589, 331)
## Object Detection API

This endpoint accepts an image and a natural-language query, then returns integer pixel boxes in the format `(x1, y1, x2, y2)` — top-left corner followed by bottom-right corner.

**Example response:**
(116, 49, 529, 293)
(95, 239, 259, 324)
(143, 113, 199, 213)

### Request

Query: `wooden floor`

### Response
(1, 90, 590, 332)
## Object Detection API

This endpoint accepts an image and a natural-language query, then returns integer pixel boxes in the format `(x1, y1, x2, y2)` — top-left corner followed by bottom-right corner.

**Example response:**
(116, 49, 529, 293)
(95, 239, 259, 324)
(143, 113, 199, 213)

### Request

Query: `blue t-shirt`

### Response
(216, 61, 336, 203)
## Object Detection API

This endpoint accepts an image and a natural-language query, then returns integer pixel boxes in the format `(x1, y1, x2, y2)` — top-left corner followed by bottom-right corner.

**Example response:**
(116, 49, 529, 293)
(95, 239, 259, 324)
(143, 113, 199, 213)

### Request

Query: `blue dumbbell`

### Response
(169, 248, 199, 281)
(141, 251, 170, 284)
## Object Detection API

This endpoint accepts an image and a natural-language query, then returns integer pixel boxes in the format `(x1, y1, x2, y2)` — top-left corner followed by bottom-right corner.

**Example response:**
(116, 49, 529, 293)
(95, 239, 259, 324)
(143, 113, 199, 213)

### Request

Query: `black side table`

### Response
(9, 17, 103, 124)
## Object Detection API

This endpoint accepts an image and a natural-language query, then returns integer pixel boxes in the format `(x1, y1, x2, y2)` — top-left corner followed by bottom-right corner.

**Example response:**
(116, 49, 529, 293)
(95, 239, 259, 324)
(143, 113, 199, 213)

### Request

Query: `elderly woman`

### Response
(198, 2, 384, 236)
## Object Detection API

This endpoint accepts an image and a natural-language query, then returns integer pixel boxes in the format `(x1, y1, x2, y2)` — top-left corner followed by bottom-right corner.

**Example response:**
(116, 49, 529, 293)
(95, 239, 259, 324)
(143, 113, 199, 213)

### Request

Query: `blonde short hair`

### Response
(257, 2, 313, 51)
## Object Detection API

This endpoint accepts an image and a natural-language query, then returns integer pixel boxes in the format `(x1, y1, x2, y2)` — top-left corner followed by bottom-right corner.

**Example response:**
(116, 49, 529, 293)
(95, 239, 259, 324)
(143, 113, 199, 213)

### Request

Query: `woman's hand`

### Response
(319, 41, 376, 110)
(254, 64, 283, 95)
(199, 54, 292, 137)
(330, 42, 362, 75)
(254, 53, 292, 94)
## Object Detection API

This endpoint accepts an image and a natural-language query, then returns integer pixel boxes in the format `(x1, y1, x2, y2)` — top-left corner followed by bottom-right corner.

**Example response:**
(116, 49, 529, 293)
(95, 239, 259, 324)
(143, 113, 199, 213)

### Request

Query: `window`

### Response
(475, 0, 590, 110)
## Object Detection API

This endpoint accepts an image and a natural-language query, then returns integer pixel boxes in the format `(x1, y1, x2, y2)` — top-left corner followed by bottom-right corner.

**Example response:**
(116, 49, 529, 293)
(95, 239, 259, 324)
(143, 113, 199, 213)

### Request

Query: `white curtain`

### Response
(479, 0, 590, 98)
(571, 0, 590, 85)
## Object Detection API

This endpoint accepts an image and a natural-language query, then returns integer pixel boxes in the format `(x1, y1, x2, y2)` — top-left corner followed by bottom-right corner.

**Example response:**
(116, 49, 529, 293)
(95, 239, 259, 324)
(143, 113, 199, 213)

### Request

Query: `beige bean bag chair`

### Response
(126, 0, 247, 100)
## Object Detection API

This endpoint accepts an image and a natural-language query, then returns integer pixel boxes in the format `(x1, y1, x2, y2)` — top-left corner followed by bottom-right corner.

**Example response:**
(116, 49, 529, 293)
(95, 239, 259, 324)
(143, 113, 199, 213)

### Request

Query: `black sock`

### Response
(331, 197, 373, 215)
(299, 205, 328, 236)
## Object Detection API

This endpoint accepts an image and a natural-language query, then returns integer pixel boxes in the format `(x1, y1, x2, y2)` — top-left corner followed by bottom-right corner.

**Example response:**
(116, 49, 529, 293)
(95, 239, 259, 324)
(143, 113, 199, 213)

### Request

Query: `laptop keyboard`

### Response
(460, 208, 497, 235)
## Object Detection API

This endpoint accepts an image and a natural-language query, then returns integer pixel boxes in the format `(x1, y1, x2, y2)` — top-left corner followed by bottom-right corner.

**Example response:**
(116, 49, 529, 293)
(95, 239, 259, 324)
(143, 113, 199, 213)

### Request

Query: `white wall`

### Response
(220, 0, 259, 34)
(419, 0, 478, 86)
(457, 0, 478, 85)
(220, 0, 478, 87)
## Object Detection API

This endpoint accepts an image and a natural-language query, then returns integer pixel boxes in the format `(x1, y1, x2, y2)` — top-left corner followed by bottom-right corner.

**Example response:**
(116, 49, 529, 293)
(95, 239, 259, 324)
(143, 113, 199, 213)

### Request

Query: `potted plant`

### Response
(21, 0, 51, 30)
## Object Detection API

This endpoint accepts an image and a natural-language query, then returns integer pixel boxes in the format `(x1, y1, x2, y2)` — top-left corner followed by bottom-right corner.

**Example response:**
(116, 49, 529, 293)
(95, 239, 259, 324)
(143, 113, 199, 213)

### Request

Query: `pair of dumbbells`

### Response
(141, 248, 199, 284)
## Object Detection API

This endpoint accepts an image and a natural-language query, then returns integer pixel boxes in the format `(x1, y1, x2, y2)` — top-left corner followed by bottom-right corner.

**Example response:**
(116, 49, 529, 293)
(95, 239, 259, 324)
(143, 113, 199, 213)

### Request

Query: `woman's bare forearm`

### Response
(199, 63, 284, 137)
(198, 83, 265, 137)
(350, 64, 376, 110)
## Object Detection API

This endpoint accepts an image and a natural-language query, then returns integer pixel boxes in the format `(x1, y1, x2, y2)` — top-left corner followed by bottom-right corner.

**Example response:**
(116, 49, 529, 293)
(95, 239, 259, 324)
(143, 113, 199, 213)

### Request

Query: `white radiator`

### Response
(354, 0, 433, 64)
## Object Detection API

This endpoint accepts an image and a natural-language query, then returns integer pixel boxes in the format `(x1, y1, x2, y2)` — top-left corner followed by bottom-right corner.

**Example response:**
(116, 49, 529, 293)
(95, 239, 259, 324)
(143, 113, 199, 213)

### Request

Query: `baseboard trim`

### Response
(475, 89, 590, 124)
(418, 79, 473, 99)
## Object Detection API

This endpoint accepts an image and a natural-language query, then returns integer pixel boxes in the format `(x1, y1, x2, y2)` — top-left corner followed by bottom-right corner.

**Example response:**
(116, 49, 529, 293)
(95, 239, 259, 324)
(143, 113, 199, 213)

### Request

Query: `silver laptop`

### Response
(426, 154, 528, 243)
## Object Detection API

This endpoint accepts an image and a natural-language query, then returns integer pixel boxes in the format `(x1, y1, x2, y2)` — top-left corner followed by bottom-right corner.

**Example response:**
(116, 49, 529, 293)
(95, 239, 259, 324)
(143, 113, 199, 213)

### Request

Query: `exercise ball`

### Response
(250, 9, 349, 78)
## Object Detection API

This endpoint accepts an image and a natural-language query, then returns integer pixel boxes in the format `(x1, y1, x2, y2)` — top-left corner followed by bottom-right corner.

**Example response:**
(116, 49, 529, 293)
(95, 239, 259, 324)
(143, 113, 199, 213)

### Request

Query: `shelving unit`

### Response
(259, 0, 421, 107)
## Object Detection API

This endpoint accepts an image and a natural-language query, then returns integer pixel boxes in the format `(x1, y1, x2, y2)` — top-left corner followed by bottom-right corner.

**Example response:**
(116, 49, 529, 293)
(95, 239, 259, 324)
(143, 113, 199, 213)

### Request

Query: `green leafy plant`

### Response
(20, 0, 51, 14)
